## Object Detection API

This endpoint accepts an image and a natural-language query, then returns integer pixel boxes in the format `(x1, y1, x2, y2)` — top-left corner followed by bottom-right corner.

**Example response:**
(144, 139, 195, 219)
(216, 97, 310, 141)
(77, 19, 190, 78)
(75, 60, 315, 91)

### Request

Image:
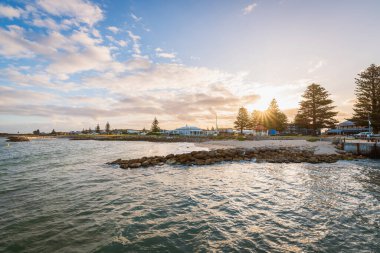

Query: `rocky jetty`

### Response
(6, 136, 30, 142)
(109, 147, 362, 169)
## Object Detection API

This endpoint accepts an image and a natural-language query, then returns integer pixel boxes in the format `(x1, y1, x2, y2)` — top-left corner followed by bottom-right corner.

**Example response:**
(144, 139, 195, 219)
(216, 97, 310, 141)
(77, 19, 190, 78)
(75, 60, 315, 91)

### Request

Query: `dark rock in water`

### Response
(109, 147, 365, 170)
(7, 136, 30, 142)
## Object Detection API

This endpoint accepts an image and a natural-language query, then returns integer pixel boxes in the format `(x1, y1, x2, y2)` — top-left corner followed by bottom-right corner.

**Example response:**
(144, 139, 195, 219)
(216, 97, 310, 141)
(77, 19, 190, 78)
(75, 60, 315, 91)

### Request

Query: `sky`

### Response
(0, 0, 379, 133)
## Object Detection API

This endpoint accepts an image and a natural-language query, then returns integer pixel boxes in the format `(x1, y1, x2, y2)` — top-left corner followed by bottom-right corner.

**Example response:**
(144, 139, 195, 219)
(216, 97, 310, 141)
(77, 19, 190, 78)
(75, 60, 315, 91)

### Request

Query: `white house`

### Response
(167, 125, 204, 136)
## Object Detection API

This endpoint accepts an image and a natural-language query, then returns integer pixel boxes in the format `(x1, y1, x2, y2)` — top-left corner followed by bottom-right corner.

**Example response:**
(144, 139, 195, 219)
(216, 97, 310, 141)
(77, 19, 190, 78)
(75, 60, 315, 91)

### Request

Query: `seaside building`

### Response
(165, 125, 217, 136)
(327, 120, 368, 135)
(253, 125, 268, 136)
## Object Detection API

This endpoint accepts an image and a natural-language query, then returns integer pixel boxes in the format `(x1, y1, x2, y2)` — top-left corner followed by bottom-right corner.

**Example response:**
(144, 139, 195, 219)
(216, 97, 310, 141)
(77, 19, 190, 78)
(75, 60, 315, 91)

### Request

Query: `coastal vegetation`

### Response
(234, 107, 250, 134)
(352, 64, 380, 133)
(234, 99, 288, 133)
(105, 122, 111, 134)
(295, 84, 338, 135)
(150, 117, 160, 133)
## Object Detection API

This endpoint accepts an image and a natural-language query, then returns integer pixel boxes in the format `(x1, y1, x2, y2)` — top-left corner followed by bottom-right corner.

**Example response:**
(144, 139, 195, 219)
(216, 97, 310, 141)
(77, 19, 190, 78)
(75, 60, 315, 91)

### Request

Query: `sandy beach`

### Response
(196, 139, 339, 155)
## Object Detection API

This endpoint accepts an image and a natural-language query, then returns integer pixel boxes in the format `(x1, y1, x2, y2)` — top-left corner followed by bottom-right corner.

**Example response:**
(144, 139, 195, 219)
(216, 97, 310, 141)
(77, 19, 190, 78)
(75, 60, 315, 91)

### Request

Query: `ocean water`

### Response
(0, 137, 379, 253)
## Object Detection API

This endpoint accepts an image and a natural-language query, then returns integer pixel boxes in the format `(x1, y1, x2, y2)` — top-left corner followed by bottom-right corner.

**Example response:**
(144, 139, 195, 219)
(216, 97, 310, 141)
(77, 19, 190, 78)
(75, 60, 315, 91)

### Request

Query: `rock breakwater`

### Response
(109, 147, 362, 169)
(7, 136, 30, 142)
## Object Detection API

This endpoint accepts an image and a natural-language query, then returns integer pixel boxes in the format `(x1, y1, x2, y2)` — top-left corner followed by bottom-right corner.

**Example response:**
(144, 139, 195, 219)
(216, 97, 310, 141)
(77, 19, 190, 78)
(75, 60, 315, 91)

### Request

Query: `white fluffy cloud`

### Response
(36, 0, 103, 26)
(157, 52, 176, 59)
(0, 4, 24, 19)
(0, 25, 35, 58)
(107, 26, 119, 33)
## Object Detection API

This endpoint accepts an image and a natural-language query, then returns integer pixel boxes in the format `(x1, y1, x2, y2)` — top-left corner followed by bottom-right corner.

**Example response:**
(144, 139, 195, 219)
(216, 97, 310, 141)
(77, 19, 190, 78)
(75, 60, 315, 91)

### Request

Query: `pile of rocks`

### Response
(7, 136, 30, 142)
(109, 147, 361, 169)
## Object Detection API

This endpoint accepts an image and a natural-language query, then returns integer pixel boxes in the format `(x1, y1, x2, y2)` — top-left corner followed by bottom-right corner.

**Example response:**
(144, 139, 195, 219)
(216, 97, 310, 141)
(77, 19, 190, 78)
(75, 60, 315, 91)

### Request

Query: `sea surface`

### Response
(0, 137, 379, 253)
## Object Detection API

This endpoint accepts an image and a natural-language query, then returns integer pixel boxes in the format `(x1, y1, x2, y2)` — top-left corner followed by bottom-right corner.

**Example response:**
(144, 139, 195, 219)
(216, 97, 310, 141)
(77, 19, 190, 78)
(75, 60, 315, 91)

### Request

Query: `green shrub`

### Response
(306, 137, 319, 142)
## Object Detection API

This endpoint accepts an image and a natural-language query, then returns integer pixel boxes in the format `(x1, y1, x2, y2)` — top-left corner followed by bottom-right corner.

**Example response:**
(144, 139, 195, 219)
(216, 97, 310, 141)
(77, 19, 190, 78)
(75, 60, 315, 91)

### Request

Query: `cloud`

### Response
(36, 0, 103, 26)
(0, 4, 24, 19)
(157, 52, 176, 59)
(127, 30, 141, 56)
(0, 25, 35, 58)
(131, 13, 142, 22)
(308, 60, 325, 73)
(32, 17, 65, 30)
(107, 26, 119, 33)
(243, 2, 257, 15)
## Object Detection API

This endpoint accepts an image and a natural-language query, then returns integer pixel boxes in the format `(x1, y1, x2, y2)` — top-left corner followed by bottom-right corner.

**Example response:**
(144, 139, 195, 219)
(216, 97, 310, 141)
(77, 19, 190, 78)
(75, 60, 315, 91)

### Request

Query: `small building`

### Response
(170, 125, 204, 136)
(218, 128, 234, 135)
(327, 120, 368, 135)
(253, 125, 268, 136)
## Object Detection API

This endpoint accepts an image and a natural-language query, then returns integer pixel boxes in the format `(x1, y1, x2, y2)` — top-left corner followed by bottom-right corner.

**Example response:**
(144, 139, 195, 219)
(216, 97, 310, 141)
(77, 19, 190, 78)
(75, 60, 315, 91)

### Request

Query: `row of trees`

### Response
(234, 99, 288, 133)
(82, 122, 111, 134)
(295, 64, 380, 134)
(79, 118, 161, 134)
(234, 64, 380, 135)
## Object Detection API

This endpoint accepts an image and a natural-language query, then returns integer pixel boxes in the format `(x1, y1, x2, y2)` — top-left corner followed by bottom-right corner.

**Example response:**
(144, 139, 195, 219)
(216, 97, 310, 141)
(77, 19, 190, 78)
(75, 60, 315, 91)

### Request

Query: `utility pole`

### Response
(215, 112, 218, 132)
(368, 113, 371, 133)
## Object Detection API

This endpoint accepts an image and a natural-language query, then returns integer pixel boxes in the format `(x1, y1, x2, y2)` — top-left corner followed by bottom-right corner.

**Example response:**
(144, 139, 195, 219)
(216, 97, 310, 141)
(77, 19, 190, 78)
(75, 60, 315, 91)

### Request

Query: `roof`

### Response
(255, 125, 267, 131)
(338, 120, 355, 127)
(175, 126, 202, 131)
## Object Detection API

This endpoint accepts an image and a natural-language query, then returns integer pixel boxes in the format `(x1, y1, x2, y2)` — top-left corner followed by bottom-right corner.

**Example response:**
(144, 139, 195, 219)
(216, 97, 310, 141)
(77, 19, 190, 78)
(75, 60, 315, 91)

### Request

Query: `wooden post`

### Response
(356, 143, 360, 155)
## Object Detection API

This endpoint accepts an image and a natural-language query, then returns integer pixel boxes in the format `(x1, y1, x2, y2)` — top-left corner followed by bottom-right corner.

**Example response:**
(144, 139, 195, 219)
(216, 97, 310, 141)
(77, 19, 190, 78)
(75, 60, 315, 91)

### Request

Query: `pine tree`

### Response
(264, 99, 288, 131)
(151, 117, 160, 132)
(105, 122, 110, 134)
(88, 127, 92, 133)
(295, 83, 338, 135)
(352, 64, 380, 133)
(95, 124, 100, 133)
(234, 107, 250, 134)
(251, 110, 265, 129)
(51, 129, 56, 135)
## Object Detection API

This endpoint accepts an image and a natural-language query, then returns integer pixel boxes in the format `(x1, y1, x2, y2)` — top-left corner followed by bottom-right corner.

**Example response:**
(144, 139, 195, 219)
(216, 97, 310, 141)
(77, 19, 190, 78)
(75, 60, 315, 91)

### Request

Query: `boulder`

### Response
(129, 163, 141, 168)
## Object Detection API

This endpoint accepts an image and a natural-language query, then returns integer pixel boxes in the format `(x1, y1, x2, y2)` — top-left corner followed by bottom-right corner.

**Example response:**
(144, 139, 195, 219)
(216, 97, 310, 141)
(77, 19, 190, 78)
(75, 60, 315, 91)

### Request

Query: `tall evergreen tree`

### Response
(295, 83, 338, 135)
(264, 99, 288, 131)
(352, 64, 380, 133)
(234, 107, 250, 134)
(51, 129, 56, 135)
(151, 117, 160, 132)
(105, 122, 110, 134)
(95, 124, 100, 133)
(251, 110, 265, 129)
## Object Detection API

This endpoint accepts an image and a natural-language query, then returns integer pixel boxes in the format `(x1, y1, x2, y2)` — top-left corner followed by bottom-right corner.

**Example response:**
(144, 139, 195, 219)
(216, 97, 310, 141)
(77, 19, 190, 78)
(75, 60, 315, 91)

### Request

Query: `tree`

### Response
(105, 122, 110, 134)
(51, 129, 56, 135)
(151, 117, 160, 132)
(264, 99, 288, 131)
(88, 127, 92, 133)
(211, 126, 215, 131)
(234, 107, 250, 134)
(33, 129, 40, 135)
(251, 110, 265, 129)
(295, 83, 338, 135)
(352, 64, 380, 133)
(95, 124, 100, 133)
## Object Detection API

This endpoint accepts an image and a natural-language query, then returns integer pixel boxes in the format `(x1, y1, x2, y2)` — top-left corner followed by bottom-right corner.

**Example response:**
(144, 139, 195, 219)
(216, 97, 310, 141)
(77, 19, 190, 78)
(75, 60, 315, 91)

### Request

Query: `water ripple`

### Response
(0, 138, 379, 252)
